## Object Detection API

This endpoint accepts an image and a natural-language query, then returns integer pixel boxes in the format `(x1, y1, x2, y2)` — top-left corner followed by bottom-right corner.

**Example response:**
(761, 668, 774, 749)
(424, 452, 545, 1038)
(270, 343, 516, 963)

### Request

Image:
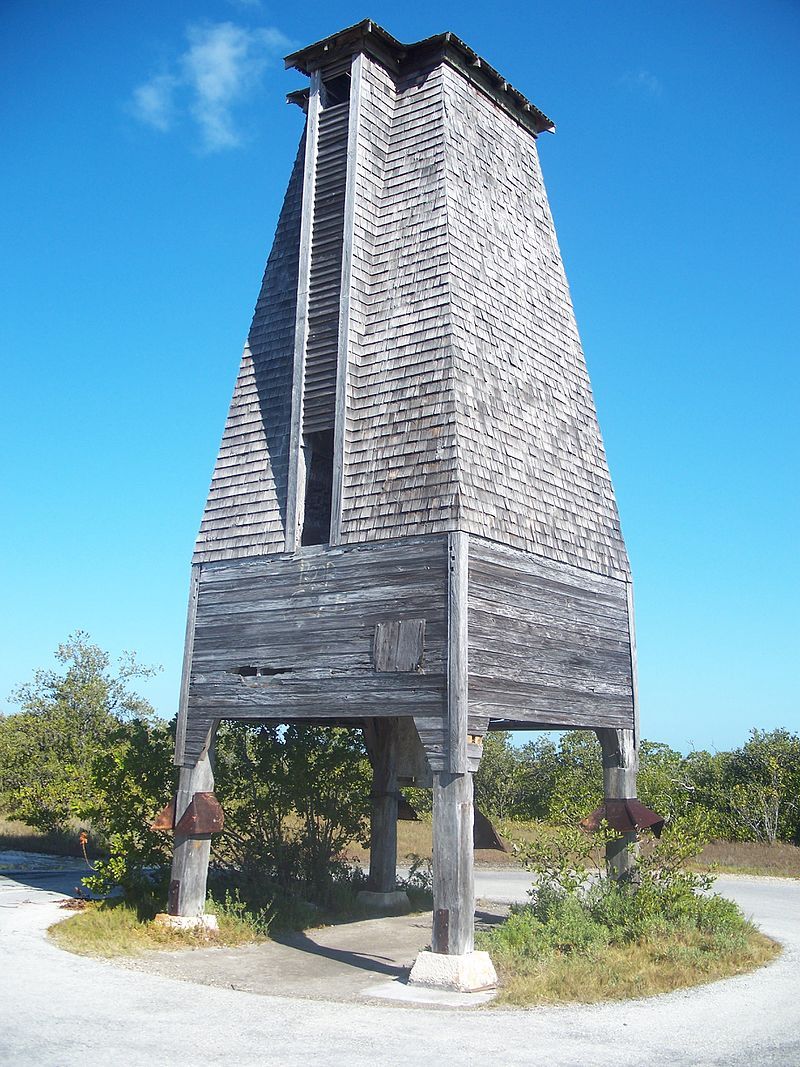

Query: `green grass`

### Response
(478, 883, 780, 1006)
(488, 927, 779, 1005)
(48, 898, 267, 957)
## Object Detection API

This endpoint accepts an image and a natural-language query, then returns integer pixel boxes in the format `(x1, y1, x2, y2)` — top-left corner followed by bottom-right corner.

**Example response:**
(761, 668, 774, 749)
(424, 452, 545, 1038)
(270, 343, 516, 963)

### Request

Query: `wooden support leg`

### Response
(597, 727, 639, 881)
(367, 718, 399, 894)
(408, 770, 496, 990)
(167, 737, 216, 921)
(431, 770, 475, 955)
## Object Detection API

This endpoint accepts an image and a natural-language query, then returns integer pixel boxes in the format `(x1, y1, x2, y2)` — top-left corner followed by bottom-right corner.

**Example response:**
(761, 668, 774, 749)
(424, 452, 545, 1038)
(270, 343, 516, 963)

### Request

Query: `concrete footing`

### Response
(356, 890, 411, 914)
(153, 913, 219, 932)
(407, 950, 498, 992)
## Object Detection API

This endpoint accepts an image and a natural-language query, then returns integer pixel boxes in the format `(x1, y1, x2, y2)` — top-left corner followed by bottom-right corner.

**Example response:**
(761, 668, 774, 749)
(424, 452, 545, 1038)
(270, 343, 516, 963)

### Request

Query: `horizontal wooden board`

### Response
(468, 538, 634, 731)
(183, 537, 448, 762)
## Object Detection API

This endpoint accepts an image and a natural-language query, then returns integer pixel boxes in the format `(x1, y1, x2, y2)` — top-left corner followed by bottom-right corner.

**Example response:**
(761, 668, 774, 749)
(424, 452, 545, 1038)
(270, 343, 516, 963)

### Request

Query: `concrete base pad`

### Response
(153, 913, 219, 932)
(356, 890, 411, 914)
(407, 950, 498, 993)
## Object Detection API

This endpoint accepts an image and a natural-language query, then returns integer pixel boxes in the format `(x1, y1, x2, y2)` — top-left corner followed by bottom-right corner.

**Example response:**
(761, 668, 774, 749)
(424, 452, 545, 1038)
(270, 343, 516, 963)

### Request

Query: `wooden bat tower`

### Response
(166, 20, 642, 992)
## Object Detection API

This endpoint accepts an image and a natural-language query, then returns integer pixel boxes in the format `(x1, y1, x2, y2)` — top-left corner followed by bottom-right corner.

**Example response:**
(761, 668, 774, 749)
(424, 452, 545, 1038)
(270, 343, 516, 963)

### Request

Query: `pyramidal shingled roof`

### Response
(194, 27, 629, 582)
(285, 19, 556, 137)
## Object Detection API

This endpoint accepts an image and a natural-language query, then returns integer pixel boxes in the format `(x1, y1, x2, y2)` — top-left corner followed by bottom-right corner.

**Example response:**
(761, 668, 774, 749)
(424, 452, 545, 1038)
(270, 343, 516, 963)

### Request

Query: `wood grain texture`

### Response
(174, 565, 201, 767)
(468, 538, 635, 731)
(169, 730, 216, 917)
(183, 536, 448, 764)
(302, 97, 349, 434)
(626, 580, 640, 746)
(596, 727, 639, 880)
(367, 717, 399, 893)
(447, 532, 469, 773)
(432, 771, 475, 955)
(373, 619, 425, 672)
(193, 140, 304, 564)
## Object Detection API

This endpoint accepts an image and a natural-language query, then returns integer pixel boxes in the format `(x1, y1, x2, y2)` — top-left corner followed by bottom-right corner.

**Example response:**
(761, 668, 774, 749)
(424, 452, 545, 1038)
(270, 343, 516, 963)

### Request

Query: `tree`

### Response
(213, 723, 371, 903)
(0, 632, 159, 831)
(545, 731, 604, 821)
(723, 729, 800, 844)
(81, 717, 176, 900)
(474, 732, 536, 819)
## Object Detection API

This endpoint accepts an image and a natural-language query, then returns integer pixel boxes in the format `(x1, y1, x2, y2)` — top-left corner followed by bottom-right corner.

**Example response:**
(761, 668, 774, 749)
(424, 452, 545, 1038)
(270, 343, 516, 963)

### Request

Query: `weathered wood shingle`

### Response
(193, 45, 629, 584)
(339, 57, 461, 543)
(442, 67, 629, 580)
(193, 140, 304, 563)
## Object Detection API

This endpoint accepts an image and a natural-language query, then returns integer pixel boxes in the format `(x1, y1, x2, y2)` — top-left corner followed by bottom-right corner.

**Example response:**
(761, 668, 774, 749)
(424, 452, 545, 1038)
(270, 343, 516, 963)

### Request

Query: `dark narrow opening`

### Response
(301, 429, 334, 546)
(322, 72, 351, 106)
(232, 666, 294, 678)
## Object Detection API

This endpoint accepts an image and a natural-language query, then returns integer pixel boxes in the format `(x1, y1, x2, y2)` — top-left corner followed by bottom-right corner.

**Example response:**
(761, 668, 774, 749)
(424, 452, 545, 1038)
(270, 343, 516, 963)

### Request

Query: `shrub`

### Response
(484, 813, 756, 963)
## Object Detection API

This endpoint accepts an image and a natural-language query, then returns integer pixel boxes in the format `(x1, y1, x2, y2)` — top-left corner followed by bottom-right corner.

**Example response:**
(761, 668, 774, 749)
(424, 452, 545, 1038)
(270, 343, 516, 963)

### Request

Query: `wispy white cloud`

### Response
(131, 73, 179, 132)
(619, 69, 663, 97)
(131, 21, 291, 152)
(226, 0, 265, 11)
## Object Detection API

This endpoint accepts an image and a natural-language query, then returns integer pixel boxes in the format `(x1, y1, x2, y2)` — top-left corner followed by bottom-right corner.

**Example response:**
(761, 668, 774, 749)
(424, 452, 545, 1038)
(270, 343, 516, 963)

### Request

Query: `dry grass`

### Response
(493, 927, 779, 1006)
(0, 817, 103, 860)
(346, 818, 541, 869)
(695, 840, 800, 879)
(48, 900, 265, 958)
(348, 823, 800, 879)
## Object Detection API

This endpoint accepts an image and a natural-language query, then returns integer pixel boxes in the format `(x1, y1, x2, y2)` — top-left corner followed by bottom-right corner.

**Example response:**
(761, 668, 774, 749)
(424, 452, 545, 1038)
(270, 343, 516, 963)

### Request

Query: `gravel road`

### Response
(1, 867, 798, 1066)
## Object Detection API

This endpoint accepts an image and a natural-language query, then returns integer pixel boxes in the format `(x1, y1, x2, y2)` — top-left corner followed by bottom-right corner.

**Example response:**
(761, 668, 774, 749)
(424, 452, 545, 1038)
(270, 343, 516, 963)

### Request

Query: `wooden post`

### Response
(597, 727, 639, 881)
(431, 770, 474, 955)
(168, 732, 216, 919)
(367, 718, 399, 894)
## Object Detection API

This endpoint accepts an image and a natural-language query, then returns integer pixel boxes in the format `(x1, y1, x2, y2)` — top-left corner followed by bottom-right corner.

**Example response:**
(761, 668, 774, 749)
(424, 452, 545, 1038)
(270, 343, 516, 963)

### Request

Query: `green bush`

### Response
(482, 816, 757, 967)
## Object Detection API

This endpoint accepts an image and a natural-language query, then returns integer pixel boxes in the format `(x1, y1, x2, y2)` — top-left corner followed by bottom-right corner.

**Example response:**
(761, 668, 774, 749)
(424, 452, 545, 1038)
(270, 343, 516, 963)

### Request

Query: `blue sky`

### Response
(1, 1, 798, 753)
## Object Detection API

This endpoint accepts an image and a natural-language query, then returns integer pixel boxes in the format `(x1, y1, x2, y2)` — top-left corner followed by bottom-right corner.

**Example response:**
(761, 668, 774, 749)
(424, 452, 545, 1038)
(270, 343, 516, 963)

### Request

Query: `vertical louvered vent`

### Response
(303, 97, 349, 433)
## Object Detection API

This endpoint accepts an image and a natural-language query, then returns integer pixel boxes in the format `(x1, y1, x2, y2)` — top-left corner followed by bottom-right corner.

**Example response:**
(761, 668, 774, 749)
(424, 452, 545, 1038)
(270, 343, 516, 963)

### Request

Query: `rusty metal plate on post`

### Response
(473, 806, 508, 851)
(433, 908, 449, 954)
(580, 798, 664, 838)
(151, 798, 175, 832)
(397, 794, 419, 821)
(168, 879, 181, 915)
(174, 792, 225, 836)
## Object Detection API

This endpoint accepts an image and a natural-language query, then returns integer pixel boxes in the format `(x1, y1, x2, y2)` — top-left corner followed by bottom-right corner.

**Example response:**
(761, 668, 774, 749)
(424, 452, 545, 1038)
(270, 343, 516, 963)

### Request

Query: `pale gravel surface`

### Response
(0, 868, 798, 1066)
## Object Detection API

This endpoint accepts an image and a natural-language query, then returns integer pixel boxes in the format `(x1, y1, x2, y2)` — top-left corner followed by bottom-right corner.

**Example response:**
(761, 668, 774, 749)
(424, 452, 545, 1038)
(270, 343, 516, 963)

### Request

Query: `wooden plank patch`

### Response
(373, 619, 426, 672)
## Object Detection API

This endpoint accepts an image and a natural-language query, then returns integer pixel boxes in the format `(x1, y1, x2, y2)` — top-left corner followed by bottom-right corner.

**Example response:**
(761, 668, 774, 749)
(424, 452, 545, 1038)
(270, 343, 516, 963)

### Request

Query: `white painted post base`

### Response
(356, 889, 411, 914)
(408, 950, 497, 992)
(153, 913, 219, 932)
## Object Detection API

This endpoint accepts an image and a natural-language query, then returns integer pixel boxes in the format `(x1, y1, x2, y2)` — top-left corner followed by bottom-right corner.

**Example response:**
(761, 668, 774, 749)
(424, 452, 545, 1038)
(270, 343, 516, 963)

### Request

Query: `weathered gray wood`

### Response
(367, 717, 399, 893)
(596, 727, 639, 881)
(182, 537, 448, 764)
(169, 726, 216, 917)
(193, 142, 303, 565)
(285, 70, 321, 553)
(626, 580, 640, 746)
(447, 532, 469, 774)
(395, 716, 432, 786)
(468, 537, 635, 731)
(373, 619, 425, 672)
(174, 564, 201, 767)
(431, 770, 474, 955)
(303, 98, 349, 434)
(330, 52, 362, 546)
